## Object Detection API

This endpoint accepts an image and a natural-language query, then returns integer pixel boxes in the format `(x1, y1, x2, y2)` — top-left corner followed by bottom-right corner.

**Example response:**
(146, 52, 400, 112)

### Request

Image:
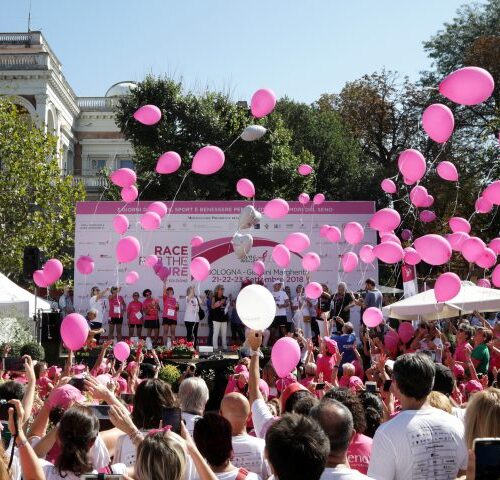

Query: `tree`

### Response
(0, 100, 86, 279)
(113, 76, 315, 201)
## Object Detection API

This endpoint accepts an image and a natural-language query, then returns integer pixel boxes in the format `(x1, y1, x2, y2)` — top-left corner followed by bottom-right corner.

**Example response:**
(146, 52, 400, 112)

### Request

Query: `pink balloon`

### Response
(145, 255, 158, 267)
(236, 179, 255, 198)
(191, 146, 225, 175)
(401, 229, 412, 241)
(343, 222, 364, 245)
(414, 235, 452, 266)
(133, 104, 162, 125)
(475, 196, 493, 214)
(190, 257, 210, 281)
(434, 272, 461, 302)
(33, 269, 49, 288)
(410, 185, 429, 208)
(483, 180, 500, 206)
(381, 233, 400, 244)
(436, 161, 459, 182)
(43, 258, 63, 284)
(158, 266, 170, 282)
(116, 236, 141, 263)
(422, 195, 434, 208)
(326, 226, 342, 243)
(125, 271, 139, 285)
(285, 232, 310, 253)
(477, 278, 491, 289)
(439, 67, 495, 106)
(319, 225, 330, 237)
(373, 241, 404, 264)
(398, 322, 415, 344)
(419, 210, 436, 223)
(272, 244, 291, 268)
(113, 214, 129, 235)
(191, 236, 204, 247)
(302, 252, 321, 272)
(304, 282, 323, 300)
(60, 313, 89, 351)
(384, 330, 400, 352)
(381, 178, 397, 194)
(363, 307, 383, 328)
(251, 89, 277, 118)
(489, 238, 500, 254)
(298, 193, 310, 205)
(369, 208, 401, 232)
(253, 260, 265, 276)
(422, 104, 454, 143)
(110, 168, 137, 188)
(359, 245, 375, 264)
(298, 164, 313, 176)
(264, 198, 289, 219)
(140, 211, 161, 231)
(342, 252, 359, 272)
(403, 247, 421, 265)
(449, 217, 471, 234)
(156, 151, 181, 174)
(461, 237, 486, 263)
(447, 232, 470, 251)
(476, 248, 497, 269)
(113, 341, 131, 362)
(76, 255, 94, 275)
(313, 193, 325, 205)
(271, 337, 301, 378)
(404, 177, 415, 186)
(398, 149, 426, 183)
(121, 185, 138, 203)
(493, 264, 500, 288)
(147, 202, 168, 218)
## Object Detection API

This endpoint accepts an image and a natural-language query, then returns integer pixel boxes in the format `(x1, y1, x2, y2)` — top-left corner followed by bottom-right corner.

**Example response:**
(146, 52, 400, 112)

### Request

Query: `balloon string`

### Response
(164, 169, 191, 224)
(440, 183, 460, 227)
(224, 134, 241, 153)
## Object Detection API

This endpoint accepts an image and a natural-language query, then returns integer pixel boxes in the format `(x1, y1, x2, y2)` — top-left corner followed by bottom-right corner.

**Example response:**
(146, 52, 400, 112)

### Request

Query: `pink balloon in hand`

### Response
(61, 313, 89, 351)
(33, 270, 49, 288)
(113, 342, 131, 362)
(271, 337, 301, 378)
(43, 259, 63, 284)
(363, 307, 383, 328)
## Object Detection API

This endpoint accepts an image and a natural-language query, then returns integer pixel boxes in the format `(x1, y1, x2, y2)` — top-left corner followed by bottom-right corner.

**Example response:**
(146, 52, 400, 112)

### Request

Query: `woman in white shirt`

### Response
(184, 286, 200, 346)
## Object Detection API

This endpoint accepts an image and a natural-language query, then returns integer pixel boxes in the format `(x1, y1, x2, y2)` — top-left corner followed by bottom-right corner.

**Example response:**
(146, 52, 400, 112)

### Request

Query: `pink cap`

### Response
(280, 382, 308, 412)
(127, 361, 138, 372)
(453, 364, 465, 378)
(72, 364, 86, 374)
(276, 374, 297, 393)
(348, 376, 364, 392)
(258, 379, 270, 400)
(465, 380, 483, 393)
(47, 384, 85, 410)
(47, 366, 62, 379)
(116, 376, 127, 394)
(234, 364, 248, 374)
(323, 337, 338, 355)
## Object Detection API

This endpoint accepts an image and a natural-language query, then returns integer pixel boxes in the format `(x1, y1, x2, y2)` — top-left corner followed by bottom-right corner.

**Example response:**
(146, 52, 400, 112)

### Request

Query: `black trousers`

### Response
(231, 323, 245, 343)
(185, 321, 199, 344)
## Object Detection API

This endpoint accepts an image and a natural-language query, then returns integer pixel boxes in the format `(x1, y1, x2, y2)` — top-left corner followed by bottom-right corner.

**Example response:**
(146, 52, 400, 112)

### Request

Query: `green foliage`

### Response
(0, 316, 35, 348)
(158, 363, 181, 385)
(0, 99, 86, 279)
(20, 342, 45, 361)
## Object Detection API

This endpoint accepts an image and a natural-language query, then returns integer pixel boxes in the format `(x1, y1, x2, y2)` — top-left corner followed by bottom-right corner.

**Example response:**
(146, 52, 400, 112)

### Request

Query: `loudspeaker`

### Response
(41, 311, 61, 343)
(23, 246, 40, 280)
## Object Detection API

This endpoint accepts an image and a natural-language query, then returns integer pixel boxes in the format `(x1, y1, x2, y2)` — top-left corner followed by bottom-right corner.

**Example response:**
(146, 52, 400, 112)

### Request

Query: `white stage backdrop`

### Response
(75, 201, 377, 336)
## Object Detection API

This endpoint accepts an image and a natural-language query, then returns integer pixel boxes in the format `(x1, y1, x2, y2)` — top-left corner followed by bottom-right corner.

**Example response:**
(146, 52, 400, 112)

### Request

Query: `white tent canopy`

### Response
(382, 281, 500, 321)
(0, 272, 52, 318)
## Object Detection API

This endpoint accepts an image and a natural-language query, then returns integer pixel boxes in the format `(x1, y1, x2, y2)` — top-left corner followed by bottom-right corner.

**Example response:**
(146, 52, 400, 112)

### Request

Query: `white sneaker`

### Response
(145, 337, 153, 350)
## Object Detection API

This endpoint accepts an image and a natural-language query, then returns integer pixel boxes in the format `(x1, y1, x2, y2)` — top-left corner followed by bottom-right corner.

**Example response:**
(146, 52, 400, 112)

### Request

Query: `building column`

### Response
(34, 93, 48, 129)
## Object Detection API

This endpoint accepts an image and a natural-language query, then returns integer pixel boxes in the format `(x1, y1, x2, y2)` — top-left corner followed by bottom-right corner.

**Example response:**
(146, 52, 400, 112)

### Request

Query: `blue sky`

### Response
(1, 0, 479, 102)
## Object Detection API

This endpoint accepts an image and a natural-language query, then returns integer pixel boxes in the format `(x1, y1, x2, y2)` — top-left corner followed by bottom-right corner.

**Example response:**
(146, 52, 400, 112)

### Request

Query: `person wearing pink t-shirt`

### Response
(316, 337, 338, 383)
(142, 289, 160, 345)
(162, 284, 179, 347)
(108, 286, 125, 341)
(127, 292, 143, 339)
(454, 323, 473, 364)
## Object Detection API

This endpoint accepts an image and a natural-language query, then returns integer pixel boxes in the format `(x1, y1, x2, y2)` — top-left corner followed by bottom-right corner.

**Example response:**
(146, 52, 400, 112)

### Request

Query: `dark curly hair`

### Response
(358, 391, 384, 438)
(324, 387, 367, 434)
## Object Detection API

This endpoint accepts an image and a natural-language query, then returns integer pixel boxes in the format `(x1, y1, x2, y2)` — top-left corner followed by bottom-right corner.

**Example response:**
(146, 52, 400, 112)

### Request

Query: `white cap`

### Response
(273, 280, 283, 285)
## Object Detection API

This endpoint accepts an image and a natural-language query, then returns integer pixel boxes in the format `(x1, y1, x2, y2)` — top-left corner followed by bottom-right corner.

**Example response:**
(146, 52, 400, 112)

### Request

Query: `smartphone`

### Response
(161, 407, 182, 434)
(121, 393, 134, 405)
(90, 405, 113, 431)
(365, 381, 378, 394)
(315, 383, 325, 391)
(473, 438, 500, 480)
(383, 379, 392, 392)
(2, 357, 25, 371)
(0, 402, 11, 422)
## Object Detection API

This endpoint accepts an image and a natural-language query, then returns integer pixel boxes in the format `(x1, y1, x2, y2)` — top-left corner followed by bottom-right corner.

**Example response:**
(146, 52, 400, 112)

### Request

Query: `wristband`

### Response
(16, 438, 28, 449)
(250, 350, 261, 357)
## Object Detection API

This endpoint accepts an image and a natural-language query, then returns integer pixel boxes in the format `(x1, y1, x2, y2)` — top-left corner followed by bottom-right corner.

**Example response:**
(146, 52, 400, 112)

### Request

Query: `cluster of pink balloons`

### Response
(33, 258, 64, 288)
(110, 168, 139, 203)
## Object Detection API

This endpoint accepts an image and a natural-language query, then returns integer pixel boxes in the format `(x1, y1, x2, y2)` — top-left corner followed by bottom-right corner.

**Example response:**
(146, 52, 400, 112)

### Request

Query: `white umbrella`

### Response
(382, 281, 500, 321)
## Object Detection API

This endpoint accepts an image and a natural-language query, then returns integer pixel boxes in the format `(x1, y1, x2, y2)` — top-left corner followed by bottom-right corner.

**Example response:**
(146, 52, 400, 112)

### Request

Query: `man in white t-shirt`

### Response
(367, 353, 468, 480)
(178, 376, 209, 435)
(270, 280, 289, 340)
(311, 398, 372, 479)
(88, 286, 109, 327)
(221, 392, 268, 479)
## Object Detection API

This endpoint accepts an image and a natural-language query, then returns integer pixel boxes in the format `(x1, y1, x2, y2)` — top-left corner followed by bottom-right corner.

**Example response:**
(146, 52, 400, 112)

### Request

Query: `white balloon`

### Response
(238, 205, 262, 230)
(231, 233, 253, 259)
(236, 284, 275, 330)
(241, 125, 267, 142)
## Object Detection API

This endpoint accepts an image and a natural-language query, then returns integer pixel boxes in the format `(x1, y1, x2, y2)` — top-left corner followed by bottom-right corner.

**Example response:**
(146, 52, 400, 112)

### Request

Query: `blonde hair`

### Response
(342, 363, 355, 377)
(464, 387, 500, 449)
(428, 391, 453, 414)
(136, 431, 187, 480)
(186, 286, 195, 298)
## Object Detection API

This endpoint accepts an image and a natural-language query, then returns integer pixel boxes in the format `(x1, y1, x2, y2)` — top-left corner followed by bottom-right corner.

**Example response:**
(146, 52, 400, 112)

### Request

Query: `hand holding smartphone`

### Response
(474, 438, 500, 480)
(162, 407, 182, 434)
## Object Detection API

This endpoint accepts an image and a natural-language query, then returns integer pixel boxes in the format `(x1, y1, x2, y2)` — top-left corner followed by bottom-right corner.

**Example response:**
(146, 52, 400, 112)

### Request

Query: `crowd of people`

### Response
(3, 278, 497, 479)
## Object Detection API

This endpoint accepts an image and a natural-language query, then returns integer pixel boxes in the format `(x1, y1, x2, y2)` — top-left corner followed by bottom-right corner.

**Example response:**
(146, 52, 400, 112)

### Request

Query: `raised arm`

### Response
(247, 330, 263, 405)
